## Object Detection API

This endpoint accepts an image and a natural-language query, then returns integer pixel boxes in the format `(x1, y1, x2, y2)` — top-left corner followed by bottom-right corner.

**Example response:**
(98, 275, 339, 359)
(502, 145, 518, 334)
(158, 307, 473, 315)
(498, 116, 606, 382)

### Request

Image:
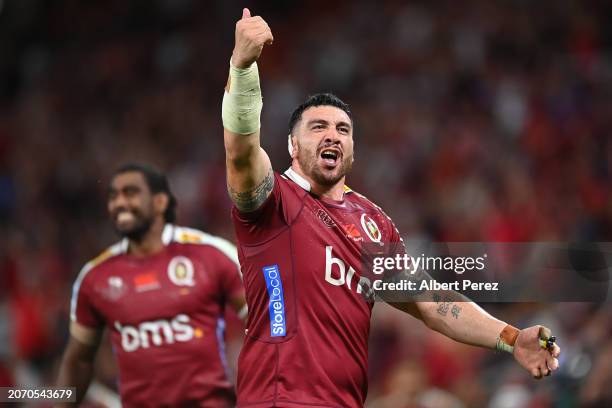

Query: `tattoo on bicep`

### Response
(229, 168, 274, 212)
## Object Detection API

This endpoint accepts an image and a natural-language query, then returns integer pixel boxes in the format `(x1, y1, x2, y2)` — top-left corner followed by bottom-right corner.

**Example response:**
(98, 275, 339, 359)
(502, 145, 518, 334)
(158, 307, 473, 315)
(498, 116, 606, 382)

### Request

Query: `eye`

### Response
(312, 124, 325, 130)
(123, 186, 140, 197)
(338, 126, 349, 134)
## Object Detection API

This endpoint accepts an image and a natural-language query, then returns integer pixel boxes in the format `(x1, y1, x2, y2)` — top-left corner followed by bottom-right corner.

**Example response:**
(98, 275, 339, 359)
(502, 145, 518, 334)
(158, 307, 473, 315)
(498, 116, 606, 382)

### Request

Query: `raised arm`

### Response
(222, 8, 274, 212)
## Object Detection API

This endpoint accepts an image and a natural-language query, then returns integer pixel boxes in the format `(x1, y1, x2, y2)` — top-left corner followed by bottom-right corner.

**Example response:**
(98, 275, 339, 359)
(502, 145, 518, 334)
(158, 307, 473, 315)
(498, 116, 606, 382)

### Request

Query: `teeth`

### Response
(321, 150, 338, 159)
(117, 212, 134, 222)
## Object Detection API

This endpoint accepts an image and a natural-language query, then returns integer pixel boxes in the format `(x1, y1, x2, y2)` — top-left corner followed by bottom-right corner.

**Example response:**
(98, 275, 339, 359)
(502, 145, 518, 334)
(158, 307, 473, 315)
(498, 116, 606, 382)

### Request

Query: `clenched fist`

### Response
(232, 8, 274, 69)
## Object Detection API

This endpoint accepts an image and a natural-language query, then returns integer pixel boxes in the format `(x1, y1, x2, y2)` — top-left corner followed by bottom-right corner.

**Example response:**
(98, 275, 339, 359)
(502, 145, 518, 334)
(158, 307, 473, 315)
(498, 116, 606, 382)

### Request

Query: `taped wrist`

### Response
(222, 60, 263, 135)
(496, 324, 519, 354)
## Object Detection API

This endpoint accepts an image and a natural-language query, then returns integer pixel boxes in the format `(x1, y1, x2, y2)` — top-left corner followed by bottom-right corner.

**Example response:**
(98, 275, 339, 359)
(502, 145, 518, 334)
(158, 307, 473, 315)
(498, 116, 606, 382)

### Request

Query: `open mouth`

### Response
(116, 211, 136, 224)
(320, 148, 340, 167)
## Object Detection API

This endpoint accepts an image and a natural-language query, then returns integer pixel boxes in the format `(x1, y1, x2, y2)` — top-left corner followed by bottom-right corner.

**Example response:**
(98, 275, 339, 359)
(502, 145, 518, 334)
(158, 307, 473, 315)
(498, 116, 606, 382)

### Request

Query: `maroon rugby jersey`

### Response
(71, 224, 243, 407)
(232, 169, 403, 408)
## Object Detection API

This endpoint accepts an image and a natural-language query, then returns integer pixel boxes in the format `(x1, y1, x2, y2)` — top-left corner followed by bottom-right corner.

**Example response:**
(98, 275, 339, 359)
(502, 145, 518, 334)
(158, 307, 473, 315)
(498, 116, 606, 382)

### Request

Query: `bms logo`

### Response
(114, 314, 197, 352)
(325, 246, 373, 297)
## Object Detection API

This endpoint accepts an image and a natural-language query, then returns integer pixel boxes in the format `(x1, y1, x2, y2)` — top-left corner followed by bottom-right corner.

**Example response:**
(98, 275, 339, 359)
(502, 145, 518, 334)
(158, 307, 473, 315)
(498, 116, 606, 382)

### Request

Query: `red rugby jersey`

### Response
(232, 169, 404, 408)
(71, 224, 243, 407)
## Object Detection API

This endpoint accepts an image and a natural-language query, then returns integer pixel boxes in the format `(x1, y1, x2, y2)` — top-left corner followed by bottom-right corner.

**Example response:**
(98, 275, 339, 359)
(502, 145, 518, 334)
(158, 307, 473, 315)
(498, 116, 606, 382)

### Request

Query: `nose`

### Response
(109, 193, 128, 211)
(323, 130, 341, 145)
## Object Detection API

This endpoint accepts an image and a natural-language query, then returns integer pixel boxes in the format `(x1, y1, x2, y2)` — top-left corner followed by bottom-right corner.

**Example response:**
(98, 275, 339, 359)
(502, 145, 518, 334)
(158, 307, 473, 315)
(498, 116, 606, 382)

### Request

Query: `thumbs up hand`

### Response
(232, 8, 274, 69)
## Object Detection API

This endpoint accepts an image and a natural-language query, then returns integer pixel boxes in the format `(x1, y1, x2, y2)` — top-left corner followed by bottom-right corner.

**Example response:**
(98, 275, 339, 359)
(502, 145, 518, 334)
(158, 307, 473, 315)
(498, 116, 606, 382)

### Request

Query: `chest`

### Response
(92, 251, 219, 324)
(286, 198, 387, 298)
(296, 198, 386, 255)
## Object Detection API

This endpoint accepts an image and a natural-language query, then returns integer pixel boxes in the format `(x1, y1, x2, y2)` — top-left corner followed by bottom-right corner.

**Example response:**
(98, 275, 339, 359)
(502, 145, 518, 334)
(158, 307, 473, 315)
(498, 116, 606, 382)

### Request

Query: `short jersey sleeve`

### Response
(231, 172, 307, 246)
(70, 266, 104, 329)
(218, 251, 244, 301)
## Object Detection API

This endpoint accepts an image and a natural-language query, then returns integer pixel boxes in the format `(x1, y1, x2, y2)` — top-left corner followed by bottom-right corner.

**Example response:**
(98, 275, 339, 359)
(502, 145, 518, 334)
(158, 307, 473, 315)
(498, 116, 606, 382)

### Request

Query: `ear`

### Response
(153, 193, 169, 216)
(288, 134, 299, 159)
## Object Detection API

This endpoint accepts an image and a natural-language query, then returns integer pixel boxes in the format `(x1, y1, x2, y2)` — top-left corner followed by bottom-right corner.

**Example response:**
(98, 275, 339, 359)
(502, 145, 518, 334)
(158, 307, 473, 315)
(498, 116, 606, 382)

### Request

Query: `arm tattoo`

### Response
(434, 294, 462, 319)
(228, 168, 274, 212)
(451, 305, 462, 319)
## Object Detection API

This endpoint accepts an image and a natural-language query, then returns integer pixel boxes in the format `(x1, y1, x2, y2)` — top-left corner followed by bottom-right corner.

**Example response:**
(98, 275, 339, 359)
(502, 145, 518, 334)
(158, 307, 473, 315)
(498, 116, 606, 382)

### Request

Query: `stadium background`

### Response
(0, 0, 611, 406)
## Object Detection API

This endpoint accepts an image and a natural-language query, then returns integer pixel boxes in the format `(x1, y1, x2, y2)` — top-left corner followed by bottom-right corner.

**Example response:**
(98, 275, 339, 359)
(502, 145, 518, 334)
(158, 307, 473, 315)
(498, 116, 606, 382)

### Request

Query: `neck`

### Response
(290, 164, 346, 201)
(128, 218, 166, 257)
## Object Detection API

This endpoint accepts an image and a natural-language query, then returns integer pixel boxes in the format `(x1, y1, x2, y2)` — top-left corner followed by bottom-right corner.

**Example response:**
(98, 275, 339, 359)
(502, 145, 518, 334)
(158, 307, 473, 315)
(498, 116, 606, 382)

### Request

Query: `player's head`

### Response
(288, 93, 354, 187)
(108, 163, 177, 241)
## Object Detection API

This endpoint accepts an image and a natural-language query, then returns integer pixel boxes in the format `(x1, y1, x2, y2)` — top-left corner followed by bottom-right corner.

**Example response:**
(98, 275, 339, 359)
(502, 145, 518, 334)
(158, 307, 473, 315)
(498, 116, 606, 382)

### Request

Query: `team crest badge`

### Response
(168, 256, 195, 287)
(360, 213, 381, 242)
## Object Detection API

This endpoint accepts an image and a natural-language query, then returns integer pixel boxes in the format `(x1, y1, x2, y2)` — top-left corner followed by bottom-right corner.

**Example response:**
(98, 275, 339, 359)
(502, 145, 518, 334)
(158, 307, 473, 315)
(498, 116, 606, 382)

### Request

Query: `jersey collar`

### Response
(284, 167, 353, 197)
(161, 223, 174, 245)
(119, 223, 175, 253)
(284, 167, 311, 192)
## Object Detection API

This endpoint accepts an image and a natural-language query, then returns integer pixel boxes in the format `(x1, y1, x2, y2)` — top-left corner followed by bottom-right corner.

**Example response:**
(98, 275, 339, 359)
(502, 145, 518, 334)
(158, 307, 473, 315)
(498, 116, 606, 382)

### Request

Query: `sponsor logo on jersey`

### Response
(102, 276, 127, 300)
(315, 208, 336, 228)
(324, 246, 374, 299)
(361, 213, 381, 242)
(262, 265, 286, 337)
(114, 314, 198, 352)
(133, 272, 160, 292)
(167, 256, 195, 287)
(341, 223, 363, 242)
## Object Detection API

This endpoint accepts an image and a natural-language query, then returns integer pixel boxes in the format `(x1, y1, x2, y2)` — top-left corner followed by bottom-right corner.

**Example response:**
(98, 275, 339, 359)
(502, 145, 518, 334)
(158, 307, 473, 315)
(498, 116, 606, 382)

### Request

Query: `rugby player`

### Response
(56, 163, 246, 407)
(221, 9, 561, 408)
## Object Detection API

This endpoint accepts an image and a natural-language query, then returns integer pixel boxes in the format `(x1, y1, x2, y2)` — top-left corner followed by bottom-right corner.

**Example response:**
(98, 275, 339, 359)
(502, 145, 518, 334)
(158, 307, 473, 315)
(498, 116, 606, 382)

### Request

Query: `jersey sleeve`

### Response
(213, 245, 244, 301)
(70, 266, 104, 329)
(383, 213, 430, 298)
(231, 172, 305, 245)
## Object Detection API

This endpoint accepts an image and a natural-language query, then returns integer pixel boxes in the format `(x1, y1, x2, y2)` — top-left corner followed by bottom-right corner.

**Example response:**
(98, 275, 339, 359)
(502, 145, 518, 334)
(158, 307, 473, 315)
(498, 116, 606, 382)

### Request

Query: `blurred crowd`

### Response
(0, 0, 611, 406)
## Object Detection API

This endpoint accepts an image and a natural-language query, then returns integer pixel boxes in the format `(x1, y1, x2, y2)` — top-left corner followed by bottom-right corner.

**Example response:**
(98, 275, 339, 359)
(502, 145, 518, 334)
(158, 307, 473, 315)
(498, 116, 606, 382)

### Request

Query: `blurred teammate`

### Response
(56, 163, 246, 407)
(221, 8, 562, 408)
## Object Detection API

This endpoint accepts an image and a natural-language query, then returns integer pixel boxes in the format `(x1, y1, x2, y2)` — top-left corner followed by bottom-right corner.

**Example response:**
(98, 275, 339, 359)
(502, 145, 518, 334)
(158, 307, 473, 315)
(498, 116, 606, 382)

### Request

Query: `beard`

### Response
(112, 211, 154, 242)
(296, 142, 353, 187)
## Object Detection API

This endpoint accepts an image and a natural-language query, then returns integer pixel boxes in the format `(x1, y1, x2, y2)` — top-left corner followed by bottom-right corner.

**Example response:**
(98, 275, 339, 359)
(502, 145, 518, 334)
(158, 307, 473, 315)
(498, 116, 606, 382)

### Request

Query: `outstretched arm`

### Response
(391, 294, 561, 379)
(222, 8, 274, 212)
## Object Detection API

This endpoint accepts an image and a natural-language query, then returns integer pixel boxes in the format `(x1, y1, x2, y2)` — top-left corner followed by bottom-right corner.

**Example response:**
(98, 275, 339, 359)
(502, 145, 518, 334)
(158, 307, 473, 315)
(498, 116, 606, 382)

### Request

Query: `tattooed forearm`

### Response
(228, 168, 274, 212)
(451, 304, 462, 319)
(433, 293, 462, 319)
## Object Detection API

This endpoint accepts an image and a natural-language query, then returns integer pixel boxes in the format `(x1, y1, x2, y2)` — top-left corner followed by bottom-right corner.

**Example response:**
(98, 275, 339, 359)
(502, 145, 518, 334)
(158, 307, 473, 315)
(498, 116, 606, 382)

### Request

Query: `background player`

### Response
(56, 163, 246, 407)
(221, 9, 561, 408)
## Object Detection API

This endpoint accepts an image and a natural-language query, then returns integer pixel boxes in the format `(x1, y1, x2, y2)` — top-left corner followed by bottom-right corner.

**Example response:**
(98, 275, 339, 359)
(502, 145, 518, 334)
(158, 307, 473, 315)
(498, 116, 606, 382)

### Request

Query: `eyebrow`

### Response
(306, 119, 352, 128)
(108, 184, 141, 194)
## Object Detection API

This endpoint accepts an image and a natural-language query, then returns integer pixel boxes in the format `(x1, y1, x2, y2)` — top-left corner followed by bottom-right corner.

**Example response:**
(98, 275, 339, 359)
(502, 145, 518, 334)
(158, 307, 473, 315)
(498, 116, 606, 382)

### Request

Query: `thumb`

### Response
(539, 326, 551, 340)
(242, 8, 251, 19)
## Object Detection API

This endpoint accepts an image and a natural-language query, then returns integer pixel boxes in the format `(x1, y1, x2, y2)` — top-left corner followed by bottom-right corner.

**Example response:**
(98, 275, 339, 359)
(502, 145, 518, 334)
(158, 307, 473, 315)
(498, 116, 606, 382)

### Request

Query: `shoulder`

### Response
(170, 225, 239, 265)
(73, 240, 126, 291)
(344, 185, 386, 214)
(345, 186, 403, 240)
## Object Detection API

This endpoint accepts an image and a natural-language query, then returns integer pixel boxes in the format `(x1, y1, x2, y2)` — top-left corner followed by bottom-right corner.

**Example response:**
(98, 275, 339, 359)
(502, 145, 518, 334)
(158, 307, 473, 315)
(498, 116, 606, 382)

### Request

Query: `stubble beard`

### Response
(297, 145, 353, 187)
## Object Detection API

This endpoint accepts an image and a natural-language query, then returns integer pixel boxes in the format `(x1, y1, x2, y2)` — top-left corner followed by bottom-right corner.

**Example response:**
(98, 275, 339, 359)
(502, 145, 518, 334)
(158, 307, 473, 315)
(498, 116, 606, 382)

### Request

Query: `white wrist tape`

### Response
(222, 60, 263, 135)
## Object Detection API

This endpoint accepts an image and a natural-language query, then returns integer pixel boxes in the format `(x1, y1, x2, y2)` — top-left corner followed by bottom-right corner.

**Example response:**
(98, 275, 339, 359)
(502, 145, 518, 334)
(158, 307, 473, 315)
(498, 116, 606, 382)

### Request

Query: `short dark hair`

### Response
(288, 93, 353, 134)
(113, 163, 177, 223)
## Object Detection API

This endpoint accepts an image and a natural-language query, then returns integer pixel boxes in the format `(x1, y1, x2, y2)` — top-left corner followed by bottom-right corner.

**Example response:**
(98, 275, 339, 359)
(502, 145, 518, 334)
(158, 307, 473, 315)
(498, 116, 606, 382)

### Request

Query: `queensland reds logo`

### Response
(360, 213, 381, 242)
(167, 256, 196, 287)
